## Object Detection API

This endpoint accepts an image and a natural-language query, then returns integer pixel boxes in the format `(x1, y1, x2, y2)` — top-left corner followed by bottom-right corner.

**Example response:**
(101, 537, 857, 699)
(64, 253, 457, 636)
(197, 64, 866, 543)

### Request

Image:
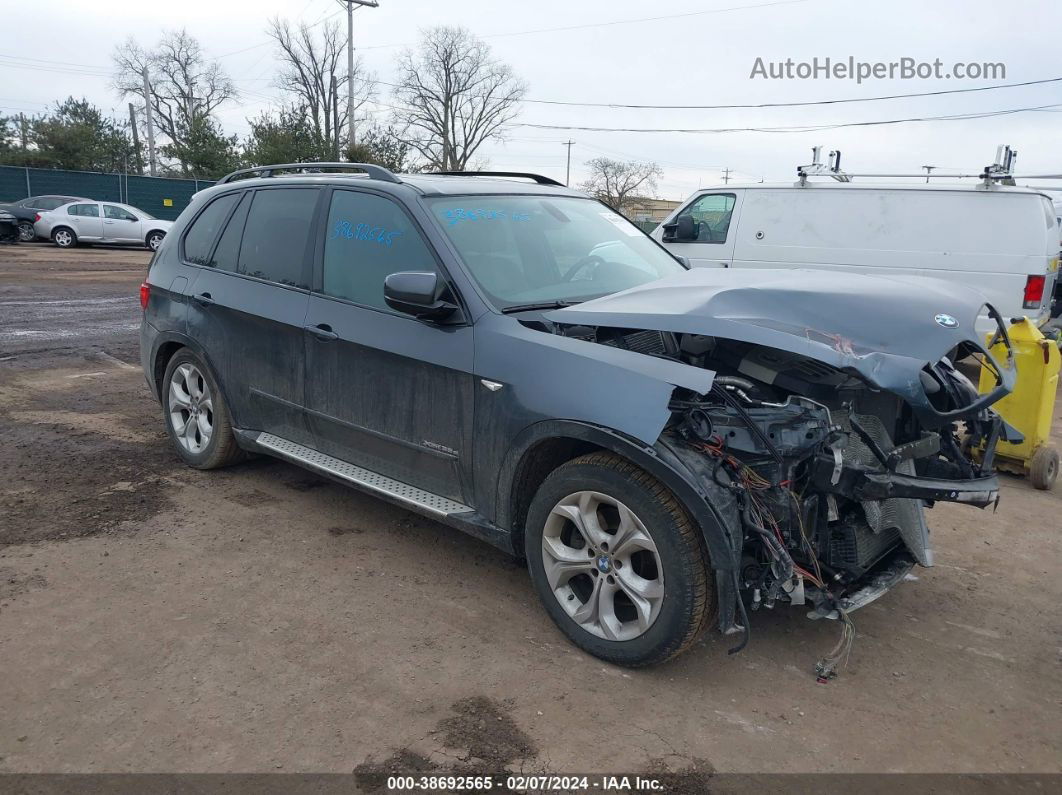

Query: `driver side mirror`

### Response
(384, 271, 459, 321)
(662, 214, 697, 242)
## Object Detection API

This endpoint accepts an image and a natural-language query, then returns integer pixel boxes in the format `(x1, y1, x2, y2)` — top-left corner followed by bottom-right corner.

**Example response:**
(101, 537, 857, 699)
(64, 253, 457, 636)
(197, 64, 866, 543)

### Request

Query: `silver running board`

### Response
(255, 432, 472, 517)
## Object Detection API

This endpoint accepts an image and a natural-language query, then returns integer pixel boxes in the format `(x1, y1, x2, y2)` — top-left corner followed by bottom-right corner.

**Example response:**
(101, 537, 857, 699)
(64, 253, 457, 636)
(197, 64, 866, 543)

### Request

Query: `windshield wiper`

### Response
(500, 300, 580, 314)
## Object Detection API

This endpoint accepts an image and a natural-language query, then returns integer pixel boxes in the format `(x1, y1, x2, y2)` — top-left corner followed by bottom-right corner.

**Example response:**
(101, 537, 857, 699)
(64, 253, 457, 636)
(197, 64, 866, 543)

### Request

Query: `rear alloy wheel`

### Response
(52, 227, 76, 248)
(162, 350, 244, 469)
(146, 230, 165, 251)
(17, 222, 34, 242)
(525, 452, 715, 667)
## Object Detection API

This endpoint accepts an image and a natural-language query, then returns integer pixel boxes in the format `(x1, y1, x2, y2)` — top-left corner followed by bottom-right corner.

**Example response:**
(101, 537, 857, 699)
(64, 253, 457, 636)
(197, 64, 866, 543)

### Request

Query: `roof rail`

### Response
(429, 170, 565, 187)
(216, 162, 402, 185)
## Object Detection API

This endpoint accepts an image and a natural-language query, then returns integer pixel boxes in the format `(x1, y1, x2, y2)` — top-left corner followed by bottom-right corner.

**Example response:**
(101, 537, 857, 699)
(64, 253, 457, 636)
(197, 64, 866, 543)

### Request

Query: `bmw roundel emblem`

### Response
(934, 313, 958, 329)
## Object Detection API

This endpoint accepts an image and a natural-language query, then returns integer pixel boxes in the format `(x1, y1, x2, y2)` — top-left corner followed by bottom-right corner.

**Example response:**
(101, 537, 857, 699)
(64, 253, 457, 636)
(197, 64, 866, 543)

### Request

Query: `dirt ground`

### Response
(0, 243, 1060, 776)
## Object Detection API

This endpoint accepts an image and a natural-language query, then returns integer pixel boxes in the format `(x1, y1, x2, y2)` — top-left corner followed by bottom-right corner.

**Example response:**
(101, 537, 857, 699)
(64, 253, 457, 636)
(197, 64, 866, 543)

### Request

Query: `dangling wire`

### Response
(815, 607, 856, 683)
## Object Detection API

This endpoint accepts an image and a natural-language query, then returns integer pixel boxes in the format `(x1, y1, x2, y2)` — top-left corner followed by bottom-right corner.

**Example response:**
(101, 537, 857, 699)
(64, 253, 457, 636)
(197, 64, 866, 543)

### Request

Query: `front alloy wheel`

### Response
(542, 491, 665, 641)
(525, 452, 715, 667)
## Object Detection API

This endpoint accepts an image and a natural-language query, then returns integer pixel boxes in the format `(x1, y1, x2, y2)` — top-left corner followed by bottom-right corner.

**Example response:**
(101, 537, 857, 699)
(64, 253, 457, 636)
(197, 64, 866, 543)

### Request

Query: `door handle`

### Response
(305, 323, 338, 341)
(193, 292, 215, 306)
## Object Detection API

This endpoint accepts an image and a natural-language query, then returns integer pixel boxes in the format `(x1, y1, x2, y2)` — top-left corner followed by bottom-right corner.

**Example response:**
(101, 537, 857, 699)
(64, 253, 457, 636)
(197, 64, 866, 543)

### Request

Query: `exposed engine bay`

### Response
(535, 306, 1016, 677)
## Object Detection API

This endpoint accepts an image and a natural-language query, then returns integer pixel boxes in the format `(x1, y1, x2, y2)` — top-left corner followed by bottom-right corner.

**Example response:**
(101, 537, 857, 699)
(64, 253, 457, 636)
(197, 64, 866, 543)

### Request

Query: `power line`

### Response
(514, 102, 1062, 134)
(517, 75, 1062, 110)
(358, 0, 812, 50)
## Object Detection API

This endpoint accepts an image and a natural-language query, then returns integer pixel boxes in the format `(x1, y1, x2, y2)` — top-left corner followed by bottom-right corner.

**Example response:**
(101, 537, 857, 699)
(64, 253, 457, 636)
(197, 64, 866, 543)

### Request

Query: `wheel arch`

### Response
(498, 420, 739, 572)
(148, 332, 238, 425)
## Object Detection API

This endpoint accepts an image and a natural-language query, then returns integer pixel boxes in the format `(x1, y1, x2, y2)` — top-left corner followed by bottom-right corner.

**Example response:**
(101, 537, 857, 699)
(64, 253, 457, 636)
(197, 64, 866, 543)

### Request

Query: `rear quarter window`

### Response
(182, 193, 241, 265)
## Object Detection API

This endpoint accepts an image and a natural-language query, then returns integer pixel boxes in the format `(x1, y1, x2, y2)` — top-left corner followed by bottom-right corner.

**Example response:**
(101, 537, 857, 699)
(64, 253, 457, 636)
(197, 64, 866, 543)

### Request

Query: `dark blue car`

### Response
(140, 163, 1013, 668)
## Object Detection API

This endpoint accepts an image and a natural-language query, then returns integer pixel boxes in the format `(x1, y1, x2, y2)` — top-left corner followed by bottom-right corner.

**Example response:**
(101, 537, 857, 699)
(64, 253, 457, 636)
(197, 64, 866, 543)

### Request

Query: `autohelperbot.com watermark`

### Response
(750, 56, 1006, 83)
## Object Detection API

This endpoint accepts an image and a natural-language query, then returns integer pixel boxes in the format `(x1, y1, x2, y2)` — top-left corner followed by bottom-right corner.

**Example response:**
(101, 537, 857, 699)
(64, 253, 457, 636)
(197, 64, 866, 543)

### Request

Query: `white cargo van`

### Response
(653, 182, 1060, 334)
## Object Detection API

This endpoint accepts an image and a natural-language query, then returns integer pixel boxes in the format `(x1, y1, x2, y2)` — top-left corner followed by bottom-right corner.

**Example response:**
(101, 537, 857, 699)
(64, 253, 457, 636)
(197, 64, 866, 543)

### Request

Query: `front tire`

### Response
(525, 452, 715, 667)
(52, 227, 76, 248)
(162, 350, 244, 470)
(146, 230, 165, 251)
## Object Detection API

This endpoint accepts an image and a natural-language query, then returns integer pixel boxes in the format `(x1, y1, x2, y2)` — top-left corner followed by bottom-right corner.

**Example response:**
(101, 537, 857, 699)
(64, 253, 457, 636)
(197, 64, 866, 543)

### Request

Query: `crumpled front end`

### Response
(542, 276, 1016, 657)
(656, 311, 1015, 637)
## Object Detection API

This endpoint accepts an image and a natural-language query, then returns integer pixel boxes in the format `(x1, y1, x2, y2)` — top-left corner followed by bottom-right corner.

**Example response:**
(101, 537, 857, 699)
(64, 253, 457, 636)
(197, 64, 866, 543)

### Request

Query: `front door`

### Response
(183, 187, 319, 445)
(302, 188, 475, 503)
(102, 204, 142, 243)
(656, 191, 741, 268)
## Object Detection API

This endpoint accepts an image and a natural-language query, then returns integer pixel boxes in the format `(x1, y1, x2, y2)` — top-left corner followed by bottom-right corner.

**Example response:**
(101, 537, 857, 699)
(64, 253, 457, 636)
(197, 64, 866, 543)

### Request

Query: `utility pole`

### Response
(562, 140, 575, 186)
(141, 67, 157, 177)
(722, 168, 732, 184)
(922, 165, 935, 183)
(17, 113, 27, 150)
(332, 74, 341, 160)
(343, 0, 379, 153)
(128, 103, 144, 176)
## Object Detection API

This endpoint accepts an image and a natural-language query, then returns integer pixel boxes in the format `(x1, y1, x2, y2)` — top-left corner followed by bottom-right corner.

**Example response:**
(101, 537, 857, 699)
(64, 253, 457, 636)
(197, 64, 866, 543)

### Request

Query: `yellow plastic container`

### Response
(978, 318, 1060, 489)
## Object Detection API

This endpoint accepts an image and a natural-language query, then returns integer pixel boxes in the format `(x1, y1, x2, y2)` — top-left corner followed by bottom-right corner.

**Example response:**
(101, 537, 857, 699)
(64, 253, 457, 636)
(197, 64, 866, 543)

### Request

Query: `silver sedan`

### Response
(34, 201, 174, 250)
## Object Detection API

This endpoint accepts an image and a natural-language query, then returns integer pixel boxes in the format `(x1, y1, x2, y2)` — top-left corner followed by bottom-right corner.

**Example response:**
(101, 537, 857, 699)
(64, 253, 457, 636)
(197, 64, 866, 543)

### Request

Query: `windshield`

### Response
(426, 195, 685, 310)
(136, 208, 156, 220)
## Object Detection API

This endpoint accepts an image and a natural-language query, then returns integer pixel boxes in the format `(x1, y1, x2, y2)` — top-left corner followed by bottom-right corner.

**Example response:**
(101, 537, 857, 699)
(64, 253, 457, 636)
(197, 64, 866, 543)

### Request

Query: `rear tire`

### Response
(52, 227, 76, 248)
(161, 349, 245, 470)
(1030, 446, 1058, 491)
(524, 452, 715, 667)
(17, 222, 34, 242)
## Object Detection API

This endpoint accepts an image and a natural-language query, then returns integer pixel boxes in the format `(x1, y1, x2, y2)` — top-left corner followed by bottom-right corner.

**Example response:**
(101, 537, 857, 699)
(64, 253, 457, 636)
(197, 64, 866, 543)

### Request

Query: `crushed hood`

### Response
(545, 268, 1006, 416)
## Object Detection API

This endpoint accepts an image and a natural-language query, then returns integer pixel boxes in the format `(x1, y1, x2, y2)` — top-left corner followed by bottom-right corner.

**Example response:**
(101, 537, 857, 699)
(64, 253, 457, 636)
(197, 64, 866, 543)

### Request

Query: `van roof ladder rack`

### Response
(216, 162, 402, 185)
(429, 170, 566, 187)
(795, 144, 1062, 188)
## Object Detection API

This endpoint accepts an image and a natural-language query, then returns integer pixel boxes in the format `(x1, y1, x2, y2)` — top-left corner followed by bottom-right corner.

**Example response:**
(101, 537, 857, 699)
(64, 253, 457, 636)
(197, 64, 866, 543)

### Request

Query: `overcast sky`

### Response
(3, 0, 1061, 199)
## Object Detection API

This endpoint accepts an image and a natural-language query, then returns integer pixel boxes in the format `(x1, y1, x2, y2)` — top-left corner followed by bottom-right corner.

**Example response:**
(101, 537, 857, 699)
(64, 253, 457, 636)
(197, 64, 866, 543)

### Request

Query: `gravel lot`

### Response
(1, 243, 1060, 777)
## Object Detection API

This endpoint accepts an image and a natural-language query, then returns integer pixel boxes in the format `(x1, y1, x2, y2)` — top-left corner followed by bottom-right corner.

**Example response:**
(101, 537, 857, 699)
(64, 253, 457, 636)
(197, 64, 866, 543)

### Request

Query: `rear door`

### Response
(102, 204, 143, 243)
(302, 187, 475, 503)
(67, 203, 103, 240)
(654, 192, 740, 268)
(184, 187, 321, 444)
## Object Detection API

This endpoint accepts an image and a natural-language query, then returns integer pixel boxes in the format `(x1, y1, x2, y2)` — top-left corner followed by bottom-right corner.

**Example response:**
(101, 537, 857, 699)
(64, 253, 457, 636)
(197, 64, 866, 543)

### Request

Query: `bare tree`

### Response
(581, 157, 663, 216)
(267, 17, 375, 157)
(112, 29, 237, 174)
(392, 26, 525, 171)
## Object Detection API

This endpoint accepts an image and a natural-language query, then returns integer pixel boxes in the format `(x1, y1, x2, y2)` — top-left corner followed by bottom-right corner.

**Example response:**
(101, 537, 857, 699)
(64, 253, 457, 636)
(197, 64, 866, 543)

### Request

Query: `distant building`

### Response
(625, 197, 681, 224)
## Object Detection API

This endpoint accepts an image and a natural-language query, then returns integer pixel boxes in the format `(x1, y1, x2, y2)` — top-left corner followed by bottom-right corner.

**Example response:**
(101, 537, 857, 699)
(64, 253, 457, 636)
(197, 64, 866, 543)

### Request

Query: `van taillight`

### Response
(1023, 275, 1046, 309)
(139, 282, 150, 310)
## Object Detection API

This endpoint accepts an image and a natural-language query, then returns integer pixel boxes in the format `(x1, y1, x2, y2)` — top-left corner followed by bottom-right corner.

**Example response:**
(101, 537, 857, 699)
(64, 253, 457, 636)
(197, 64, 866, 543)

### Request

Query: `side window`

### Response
(321, 190, 438, 311)
(238, 188, 317, 288)
(69, 204, 99, 217)
(104, 205, 136, 221)
(208, 193, 251, 272)
(182, 193, 240, 265)
(686, 193, 736, 243)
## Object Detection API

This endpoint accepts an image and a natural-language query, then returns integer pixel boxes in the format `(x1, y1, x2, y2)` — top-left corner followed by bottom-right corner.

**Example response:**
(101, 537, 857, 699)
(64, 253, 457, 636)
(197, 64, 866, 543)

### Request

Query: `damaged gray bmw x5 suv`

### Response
(140, 163, 1016, 670)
